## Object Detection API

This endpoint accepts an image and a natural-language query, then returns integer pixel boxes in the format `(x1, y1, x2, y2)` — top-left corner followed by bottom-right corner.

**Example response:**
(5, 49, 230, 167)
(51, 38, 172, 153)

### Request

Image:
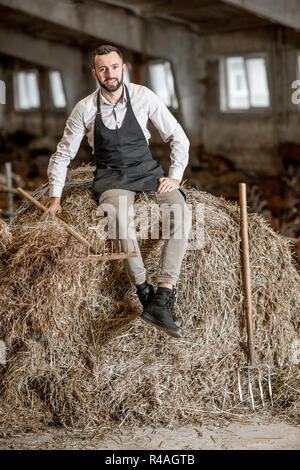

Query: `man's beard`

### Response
(97, 74, 124, 93)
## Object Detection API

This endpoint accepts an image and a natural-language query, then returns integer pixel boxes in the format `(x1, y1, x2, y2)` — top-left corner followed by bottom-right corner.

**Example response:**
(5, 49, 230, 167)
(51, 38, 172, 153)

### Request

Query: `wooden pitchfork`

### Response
(17, 187, 138, 262)
(237, 183, 273, 409)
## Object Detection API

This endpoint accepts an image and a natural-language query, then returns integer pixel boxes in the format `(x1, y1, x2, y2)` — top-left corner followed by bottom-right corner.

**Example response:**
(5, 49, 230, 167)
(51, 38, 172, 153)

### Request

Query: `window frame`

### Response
(123, 62, 132, 85)
(219, 52, 272, 114)
(48, 69, 67, 110)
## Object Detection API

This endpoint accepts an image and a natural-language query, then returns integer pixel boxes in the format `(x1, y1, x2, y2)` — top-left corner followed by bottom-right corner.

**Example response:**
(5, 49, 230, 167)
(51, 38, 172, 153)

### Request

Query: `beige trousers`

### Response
(97, 188, 192, 286)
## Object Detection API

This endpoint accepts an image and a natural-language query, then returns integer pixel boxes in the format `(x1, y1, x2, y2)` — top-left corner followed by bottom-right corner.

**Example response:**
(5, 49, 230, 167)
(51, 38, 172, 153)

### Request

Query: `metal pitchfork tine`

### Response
(237, 183, 273, 410)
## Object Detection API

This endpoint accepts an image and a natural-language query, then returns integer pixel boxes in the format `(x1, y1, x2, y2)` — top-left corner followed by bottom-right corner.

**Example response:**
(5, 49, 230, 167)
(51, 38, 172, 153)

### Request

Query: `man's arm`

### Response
(145, 87, 190, 192)
(46, 101, 86, 215)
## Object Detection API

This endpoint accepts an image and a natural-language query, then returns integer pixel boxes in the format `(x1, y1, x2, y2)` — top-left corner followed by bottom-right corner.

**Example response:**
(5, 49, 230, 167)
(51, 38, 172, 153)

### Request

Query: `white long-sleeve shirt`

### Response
(47, 82, 190, 198)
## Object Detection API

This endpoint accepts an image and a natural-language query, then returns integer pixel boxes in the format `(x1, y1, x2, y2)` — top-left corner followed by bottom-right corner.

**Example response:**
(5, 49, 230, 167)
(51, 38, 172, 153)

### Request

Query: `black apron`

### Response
(91, 84, 165, 199)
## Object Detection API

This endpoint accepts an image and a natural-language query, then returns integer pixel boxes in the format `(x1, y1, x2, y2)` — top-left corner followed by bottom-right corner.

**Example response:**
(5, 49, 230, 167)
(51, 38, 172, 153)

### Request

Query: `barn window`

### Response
(148, 61, 178, 109)
(220, 55, 270, 111)
(49, 71, 67, 108)
(13, 70, 40, 110)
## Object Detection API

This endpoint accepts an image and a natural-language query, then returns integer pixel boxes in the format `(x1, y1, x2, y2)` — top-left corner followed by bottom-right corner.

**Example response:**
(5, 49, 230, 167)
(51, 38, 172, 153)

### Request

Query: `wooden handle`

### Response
(17, 187, 98, 255)
(239, 183, 256, 366)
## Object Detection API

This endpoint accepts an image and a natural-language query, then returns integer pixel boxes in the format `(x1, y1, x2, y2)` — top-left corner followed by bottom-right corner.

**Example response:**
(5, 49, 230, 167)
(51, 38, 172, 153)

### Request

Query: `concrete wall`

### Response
(0, 24, 85, 122)
(203, 25, 300, 174)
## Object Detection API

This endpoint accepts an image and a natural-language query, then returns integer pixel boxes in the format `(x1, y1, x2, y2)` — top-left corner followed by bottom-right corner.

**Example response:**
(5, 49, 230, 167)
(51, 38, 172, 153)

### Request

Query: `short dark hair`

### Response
(93, 44, 124, 66)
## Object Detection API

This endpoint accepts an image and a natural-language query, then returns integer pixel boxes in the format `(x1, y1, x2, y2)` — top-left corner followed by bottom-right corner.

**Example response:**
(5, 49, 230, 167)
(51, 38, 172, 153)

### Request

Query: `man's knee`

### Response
(99, 189, 135, 207)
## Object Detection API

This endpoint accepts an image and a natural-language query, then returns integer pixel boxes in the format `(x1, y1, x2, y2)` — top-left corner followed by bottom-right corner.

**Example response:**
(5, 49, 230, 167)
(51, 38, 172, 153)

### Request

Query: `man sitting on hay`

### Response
(47, 44, 192, 339)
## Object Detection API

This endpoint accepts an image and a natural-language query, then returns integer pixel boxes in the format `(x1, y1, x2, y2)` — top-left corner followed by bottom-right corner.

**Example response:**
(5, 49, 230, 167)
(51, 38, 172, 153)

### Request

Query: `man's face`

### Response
(92, 51, 126, 93)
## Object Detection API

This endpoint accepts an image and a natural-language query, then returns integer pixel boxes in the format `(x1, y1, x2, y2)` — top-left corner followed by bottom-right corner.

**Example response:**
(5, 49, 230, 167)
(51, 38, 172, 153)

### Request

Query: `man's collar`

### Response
(99, 83, 127, 105)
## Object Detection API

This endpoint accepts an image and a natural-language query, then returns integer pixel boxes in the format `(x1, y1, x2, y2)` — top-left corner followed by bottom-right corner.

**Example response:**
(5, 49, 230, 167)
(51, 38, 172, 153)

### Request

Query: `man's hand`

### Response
(46, 197, 62, 216)
(157, 177, 180, 194)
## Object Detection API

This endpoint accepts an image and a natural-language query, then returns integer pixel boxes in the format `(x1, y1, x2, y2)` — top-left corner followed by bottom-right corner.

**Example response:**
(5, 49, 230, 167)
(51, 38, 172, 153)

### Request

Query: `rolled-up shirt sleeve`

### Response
(146, 87, 189, 182)
(47, 102, 86, 197)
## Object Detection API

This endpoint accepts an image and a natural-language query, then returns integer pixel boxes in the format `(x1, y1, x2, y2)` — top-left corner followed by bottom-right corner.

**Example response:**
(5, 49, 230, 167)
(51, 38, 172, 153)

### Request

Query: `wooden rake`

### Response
(17, 187, 138, 262)
(237, 183, 273, 409)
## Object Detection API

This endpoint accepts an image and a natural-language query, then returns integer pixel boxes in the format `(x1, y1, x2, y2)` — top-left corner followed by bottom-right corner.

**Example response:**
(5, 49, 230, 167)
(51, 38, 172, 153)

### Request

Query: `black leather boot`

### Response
(136, 283, 181, 327)
(140, 287, 184, 338)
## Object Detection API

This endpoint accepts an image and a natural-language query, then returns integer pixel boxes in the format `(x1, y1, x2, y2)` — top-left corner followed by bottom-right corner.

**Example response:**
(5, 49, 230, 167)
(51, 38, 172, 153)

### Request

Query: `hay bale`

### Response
(0, 180, 299, 434)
